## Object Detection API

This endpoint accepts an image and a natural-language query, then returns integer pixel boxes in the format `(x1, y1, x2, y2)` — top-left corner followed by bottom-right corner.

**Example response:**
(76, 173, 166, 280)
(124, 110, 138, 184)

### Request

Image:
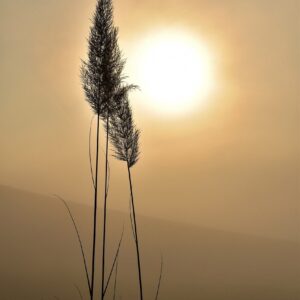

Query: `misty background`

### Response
(0, 0, 299, 243)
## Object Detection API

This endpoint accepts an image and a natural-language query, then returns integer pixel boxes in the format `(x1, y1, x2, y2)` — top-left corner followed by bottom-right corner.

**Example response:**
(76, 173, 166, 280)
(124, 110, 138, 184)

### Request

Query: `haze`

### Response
(0, 0, 299, 242)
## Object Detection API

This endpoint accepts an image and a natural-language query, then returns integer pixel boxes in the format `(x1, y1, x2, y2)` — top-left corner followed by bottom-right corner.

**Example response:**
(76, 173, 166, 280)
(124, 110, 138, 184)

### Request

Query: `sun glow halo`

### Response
(134, 30, 215, 115)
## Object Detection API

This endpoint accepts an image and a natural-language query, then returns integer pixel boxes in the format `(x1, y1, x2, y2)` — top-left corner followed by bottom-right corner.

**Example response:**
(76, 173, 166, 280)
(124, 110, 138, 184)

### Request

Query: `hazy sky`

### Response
(0, 0, 299, 241)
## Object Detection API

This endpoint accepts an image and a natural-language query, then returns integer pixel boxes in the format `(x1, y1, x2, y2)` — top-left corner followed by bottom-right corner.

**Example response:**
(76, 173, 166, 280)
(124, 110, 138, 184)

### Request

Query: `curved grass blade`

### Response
(103, 226, 124, 297)
(54, 195, 91, 293)
(155, 255, 164, 300)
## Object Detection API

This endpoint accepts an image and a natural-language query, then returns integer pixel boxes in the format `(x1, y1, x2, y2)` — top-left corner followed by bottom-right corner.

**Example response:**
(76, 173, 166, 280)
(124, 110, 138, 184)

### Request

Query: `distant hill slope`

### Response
(0, 185, 299, 300)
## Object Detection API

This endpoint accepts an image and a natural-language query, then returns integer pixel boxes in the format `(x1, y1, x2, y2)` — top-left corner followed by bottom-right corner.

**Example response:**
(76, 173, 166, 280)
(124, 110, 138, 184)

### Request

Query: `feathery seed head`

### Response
(81, 0, 125, 118)
(108, 89, 140, 168)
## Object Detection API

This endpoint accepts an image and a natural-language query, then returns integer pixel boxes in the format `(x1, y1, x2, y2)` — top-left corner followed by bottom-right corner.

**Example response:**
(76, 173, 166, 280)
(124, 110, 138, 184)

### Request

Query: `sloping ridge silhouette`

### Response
(0, 185, 299, 300)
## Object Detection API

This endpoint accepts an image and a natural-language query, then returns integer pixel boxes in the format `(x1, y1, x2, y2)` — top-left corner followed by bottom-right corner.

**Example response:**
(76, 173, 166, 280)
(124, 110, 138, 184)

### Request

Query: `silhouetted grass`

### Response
(54, 195, 91, 294)
(155, 255, 164, 300)
(55, 195, 124, 299)
(81, 1, 135, 298)
(108, 94, 143, 300)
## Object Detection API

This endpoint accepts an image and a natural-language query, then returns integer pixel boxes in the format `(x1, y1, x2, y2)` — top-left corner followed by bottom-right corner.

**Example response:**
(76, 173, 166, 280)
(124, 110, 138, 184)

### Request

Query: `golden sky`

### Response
(0, 0, 299, 241)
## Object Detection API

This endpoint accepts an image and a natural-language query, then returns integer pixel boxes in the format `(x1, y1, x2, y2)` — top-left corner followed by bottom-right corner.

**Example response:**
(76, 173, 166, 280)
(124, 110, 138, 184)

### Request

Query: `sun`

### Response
(134, 29, 215, 115)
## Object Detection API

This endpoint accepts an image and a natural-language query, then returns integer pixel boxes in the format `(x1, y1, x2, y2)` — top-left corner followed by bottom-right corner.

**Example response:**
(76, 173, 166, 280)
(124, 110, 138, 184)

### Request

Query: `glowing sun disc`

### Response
(134, 30, 215, 115)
